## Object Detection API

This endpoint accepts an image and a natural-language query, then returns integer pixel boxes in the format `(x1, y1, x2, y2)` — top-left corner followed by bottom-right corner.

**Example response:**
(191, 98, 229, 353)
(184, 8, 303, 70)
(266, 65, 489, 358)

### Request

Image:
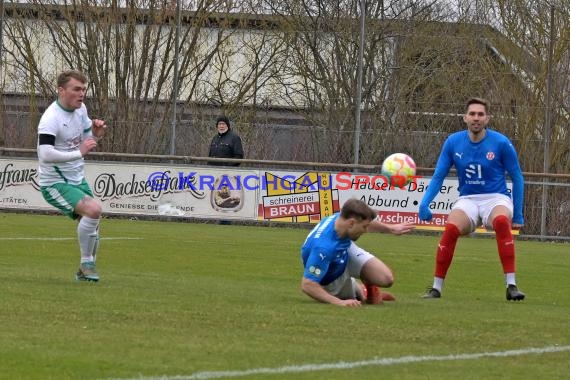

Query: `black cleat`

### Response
(506, 285, 525, 301)
(422, 287, 441, 299)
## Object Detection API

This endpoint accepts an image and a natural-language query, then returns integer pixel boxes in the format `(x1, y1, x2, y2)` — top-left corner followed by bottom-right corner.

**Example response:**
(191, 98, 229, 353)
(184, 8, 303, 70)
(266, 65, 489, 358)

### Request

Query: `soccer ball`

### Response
(381, 153, 417, 184)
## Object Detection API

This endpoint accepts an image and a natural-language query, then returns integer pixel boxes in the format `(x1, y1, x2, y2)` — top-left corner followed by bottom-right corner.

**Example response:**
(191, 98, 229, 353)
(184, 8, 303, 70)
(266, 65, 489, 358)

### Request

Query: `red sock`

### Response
(364, 283, 382, 305)
(434, 223, 460, 278)
(493, 215, 516, 273)
(363, 283, 396, 304)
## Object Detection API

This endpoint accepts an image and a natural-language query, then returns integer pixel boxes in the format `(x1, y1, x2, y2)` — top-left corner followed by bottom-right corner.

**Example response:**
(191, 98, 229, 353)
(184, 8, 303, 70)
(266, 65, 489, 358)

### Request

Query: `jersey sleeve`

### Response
(502, 140, 524, 224)
(420, 136, 454, 207)
(37, 144, 82, 163)
(302, 246, 332, 284)
(38, 113, 58, 137)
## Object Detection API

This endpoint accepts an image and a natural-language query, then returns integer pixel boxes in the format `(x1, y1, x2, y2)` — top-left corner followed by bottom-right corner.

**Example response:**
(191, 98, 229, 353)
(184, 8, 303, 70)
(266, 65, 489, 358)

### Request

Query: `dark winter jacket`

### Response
(208, 117, 244, 166)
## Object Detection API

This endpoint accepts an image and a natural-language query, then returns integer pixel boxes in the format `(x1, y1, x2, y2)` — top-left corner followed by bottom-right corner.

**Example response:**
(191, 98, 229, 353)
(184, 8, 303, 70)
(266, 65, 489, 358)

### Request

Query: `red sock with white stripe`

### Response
(493, 215, 516, 283)
(433, 223, 461, 284)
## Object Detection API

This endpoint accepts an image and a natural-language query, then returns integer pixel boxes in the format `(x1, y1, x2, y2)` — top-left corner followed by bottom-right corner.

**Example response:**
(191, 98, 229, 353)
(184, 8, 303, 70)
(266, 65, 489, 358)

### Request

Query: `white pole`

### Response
(353, 0, 365, 165)
(0, 0, 4, 82)
(170, 0, 181, 155)
(540, 5, 555, 239)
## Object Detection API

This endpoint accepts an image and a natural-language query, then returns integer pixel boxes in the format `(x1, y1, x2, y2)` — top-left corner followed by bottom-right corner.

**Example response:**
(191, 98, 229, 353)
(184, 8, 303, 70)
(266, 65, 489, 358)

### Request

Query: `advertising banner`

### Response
(333, 173, 457, 228)
(0, 159, 45, 211)
(255, 170, 513, 235)
(86, 163, 259, 219)
(1, 158, 512, 231)
(0, 158, 259, 220)
(256, 170, 341, 223)
(255, 170, 458, 226)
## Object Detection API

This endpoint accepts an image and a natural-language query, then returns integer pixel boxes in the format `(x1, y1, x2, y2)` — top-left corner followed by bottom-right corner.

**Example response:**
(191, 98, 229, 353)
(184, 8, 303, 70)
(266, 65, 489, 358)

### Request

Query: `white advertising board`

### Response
(253, 169, 459, 227)
(86, 162, 259, 219)
(333, 172, 459, 228)
(0, 158, 258, 220)
(0, 158, 46, 211)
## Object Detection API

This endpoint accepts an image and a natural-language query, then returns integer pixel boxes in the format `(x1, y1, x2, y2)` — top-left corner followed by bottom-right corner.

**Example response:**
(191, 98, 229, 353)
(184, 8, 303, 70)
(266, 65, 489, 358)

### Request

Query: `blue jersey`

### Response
(421, 129, 524, 224)
(301, 213, 351, 285)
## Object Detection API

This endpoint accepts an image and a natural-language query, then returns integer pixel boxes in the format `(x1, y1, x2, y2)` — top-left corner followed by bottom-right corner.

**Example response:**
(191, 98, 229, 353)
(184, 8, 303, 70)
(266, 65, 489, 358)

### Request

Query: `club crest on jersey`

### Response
(486, 152, 495, 160)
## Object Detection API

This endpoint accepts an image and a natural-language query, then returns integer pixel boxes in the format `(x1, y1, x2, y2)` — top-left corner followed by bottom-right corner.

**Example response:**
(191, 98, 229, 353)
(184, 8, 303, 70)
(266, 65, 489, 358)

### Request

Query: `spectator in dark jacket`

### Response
(208, 115, 244, 166)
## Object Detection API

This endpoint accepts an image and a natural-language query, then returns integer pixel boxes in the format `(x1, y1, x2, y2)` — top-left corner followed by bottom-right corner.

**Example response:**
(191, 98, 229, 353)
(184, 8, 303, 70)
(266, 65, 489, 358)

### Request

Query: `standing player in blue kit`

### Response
(419, 97, 525, 301)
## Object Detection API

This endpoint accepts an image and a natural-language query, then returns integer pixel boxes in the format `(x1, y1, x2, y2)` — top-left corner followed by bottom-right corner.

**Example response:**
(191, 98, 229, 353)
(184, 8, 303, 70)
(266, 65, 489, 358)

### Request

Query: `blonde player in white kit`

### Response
(37, 70, 107, 281)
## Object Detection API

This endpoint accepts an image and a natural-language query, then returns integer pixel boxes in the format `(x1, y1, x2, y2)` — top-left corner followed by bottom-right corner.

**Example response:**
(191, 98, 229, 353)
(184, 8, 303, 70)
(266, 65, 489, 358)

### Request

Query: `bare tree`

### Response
(487, 1, 570, 236)
(2, 0, 239, 154)
(177, 14, 289, 158)
(260, 1, 469, 164)
(489, 1, 569, 173)
(1, 0, 568, 234)
(5, 0, 566, 166)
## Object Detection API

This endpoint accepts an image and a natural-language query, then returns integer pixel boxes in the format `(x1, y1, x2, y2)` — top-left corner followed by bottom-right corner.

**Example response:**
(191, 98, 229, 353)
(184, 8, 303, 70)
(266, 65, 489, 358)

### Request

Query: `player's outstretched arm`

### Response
(368, 220, 415, 235)
(301, 278, 361, 307)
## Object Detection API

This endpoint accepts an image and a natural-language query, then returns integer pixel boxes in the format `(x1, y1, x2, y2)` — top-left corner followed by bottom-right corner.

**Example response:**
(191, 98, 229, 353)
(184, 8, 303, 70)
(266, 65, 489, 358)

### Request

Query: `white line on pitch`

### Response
(105, 345, 570, 380)
(0, 237, 142, 241)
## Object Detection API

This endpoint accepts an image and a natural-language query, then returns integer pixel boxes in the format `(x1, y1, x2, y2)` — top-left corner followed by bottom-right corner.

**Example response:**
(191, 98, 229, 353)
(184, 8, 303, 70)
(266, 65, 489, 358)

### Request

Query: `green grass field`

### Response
(1, 212, 569, 380)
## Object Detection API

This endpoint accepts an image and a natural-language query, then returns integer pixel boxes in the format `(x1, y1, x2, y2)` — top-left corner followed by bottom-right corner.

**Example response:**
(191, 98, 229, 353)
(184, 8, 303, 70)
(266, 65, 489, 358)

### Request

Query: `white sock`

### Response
(433, 277, 444, 292)
(77, 217, 100, 263)
(90, 232, 100, 263)
(505, 273, 516, 287)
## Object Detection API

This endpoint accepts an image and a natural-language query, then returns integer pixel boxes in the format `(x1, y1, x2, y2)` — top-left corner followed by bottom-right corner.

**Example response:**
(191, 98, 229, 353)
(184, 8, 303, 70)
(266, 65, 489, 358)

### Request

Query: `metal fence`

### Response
(1, 109, 451, 163)
(1, 109, 568, 240)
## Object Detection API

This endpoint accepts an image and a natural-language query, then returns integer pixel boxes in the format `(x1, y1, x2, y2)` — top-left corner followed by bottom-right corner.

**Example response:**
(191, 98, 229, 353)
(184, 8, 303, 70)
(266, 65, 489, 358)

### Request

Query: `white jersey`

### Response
(37, 101, 92, 186)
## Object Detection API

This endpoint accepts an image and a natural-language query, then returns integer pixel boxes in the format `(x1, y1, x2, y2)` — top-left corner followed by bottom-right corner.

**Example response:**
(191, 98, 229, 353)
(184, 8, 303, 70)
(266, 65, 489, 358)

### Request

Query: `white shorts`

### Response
(452, 193, 513, 231)
(323, 242, 375, 300)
